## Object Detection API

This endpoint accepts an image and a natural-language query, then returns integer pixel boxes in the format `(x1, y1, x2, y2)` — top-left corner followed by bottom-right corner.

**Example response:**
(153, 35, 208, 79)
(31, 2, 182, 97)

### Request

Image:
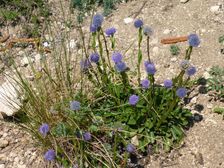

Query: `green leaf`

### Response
(171, 125, 184, 140)
(128, 116, 136, 125)
(89, 125, 98, 132)
(145, 120, 153, 129)
(138, 50, 143, 65)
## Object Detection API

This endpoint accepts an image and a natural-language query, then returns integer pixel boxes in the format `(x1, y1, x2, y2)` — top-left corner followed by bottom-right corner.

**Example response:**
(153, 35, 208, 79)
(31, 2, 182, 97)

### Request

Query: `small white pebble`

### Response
(123, 17, 134, 24)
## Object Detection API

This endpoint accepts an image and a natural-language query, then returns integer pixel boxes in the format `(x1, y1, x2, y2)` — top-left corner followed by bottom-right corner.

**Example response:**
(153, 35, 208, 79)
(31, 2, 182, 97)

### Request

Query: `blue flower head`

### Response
(44, 149, 56, 161)
(83, 132, 91, 141)
(39, 123, 49, 137)
(143, 26, 153, 36)
(112, 52, 123, 64)
(90, 52, 100, 63)
(126, 144, 136, 153)
(92, 14, 104, 29)
(186, 66, 196, 76)
(115, 61, 127, 72)
(134, 19, 143, 28)
(90, 25, 97, 33)
(180, 60, 190, 70)
(129, 94, 139, 105)
(188, 34, 200, 47)
(105, 27, 116, 36)
(146, 63, 156, 75)
(164, 79, 173, 88)
(70, 101, 81, 111)
(176, 88, 187, 98)
(144, 60, 151, 68)
(141, 79, 150, 89)
(80, 59, 91, 71)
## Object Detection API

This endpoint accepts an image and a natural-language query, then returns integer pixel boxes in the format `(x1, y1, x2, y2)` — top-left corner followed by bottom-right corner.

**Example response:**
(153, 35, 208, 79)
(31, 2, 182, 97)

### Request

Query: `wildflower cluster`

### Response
(11, 13, 200, 167)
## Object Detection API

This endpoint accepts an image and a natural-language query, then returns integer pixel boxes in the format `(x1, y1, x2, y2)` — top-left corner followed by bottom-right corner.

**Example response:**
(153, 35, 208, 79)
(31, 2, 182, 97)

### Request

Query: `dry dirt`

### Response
(0, 0, 224, 167)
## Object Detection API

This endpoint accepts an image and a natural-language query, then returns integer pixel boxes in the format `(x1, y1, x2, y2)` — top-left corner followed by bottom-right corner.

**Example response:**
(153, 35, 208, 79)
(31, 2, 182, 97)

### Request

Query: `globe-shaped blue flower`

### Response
(105, 27, 116, 36)
(126, 143, 136, 153)
(186, 66, 196, 76)
(39, 123, 49, 137)
(115, 61, 127, 72)
(164, 79, 173, 88)
(129, 94, 139, 105)
(112, 52, 123, 64)
(90, 52, 100, 63)
(83, 132, 91, 141)
(134, 19, 143, 28)
(90, 25, 97, 33)
(146, 63, 156, 75)
(143, 26, 153, 36)
(70, 101, 81, 111)
(188, 34, 200, 47)
(176, 88, 187, 98)
(180, 60, 190, 70)
(141, 79, 150, 89)
(92, 14, 104, 29)
(44, 149, 56, 161)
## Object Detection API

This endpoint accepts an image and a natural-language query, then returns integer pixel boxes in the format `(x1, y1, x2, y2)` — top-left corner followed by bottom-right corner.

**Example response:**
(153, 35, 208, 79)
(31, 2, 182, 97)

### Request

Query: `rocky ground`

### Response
(0, 0, 224, 167)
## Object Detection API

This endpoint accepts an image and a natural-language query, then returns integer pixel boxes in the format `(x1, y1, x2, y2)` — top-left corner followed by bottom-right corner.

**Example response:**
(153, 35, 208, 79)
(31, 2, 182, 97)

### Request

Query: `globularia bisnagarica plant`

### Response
(5, 14, 200, 167)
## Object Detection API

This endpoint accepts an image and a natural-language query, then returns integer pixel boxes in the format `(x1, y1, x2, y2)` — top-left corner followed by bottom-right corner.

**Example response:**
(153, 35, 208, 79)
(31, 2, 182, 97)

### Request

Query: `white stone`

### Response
(180, 0, 189, 3)
(123, 17, 134, 24)
(0, 79, 20, 116)
(163, 29, 171, 34)
(0, 164, 5, 168)
(21, 57, 35, 67)
(171, 57, 177, 62)
(34, 54, 42, 61)
(67, 39, 77, 49)
(43, 41, 50, 47)
(203, 71, 211, 79)
(210, 6, 220, 13)
(191, 97, 197, 104)
(201, 29, 206, 33)
(207, 103, 213, 109)
(131, 135, 139, 146)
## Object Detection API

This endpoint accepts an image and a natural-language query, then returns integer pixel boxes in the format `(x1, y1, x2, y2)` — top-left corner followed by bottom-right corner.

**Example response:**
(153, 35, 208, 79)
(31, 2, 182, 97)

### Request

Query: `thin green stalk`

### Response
(137, 28, 143, 85)
(101, 29, 112, 69)
(147, 36, 151, 62)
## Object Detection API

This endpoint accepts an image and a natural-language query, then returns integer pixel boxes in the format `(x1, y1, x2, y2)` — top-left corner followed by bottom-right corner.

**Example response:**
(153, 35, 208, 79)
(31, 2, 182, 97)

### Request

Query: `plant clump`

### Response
(6, 14, 201, 167)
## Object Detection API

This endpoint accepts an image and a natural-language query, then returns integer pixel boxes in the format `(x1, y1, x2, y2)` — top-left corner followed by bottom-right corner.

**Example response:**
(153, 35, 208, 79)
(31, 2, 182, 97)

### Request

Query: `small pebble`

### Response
(207, 103, 213, 109)
(171, 57, 177, 62)
(210, 6, 220, 14)
(123, 17, 134, 24)
(163, 29, 171, 34)
(0, 140, 9, 148)
(0, 164, 5, 168)
(180, 0, 189, 3)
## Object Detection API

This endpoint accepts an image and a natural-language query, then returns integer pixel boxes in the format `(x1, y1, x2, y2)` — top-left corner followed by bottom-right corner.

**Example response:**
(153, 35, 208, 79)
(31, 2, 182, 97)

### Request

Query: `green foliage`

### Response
(71, 0, 127, 22)
(0, 0, 50, 37)
(170, 45, 180, 56)
(213, 107, 224, 119)
(207, 66, 224, 100)
(219, 35, 224, 44)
